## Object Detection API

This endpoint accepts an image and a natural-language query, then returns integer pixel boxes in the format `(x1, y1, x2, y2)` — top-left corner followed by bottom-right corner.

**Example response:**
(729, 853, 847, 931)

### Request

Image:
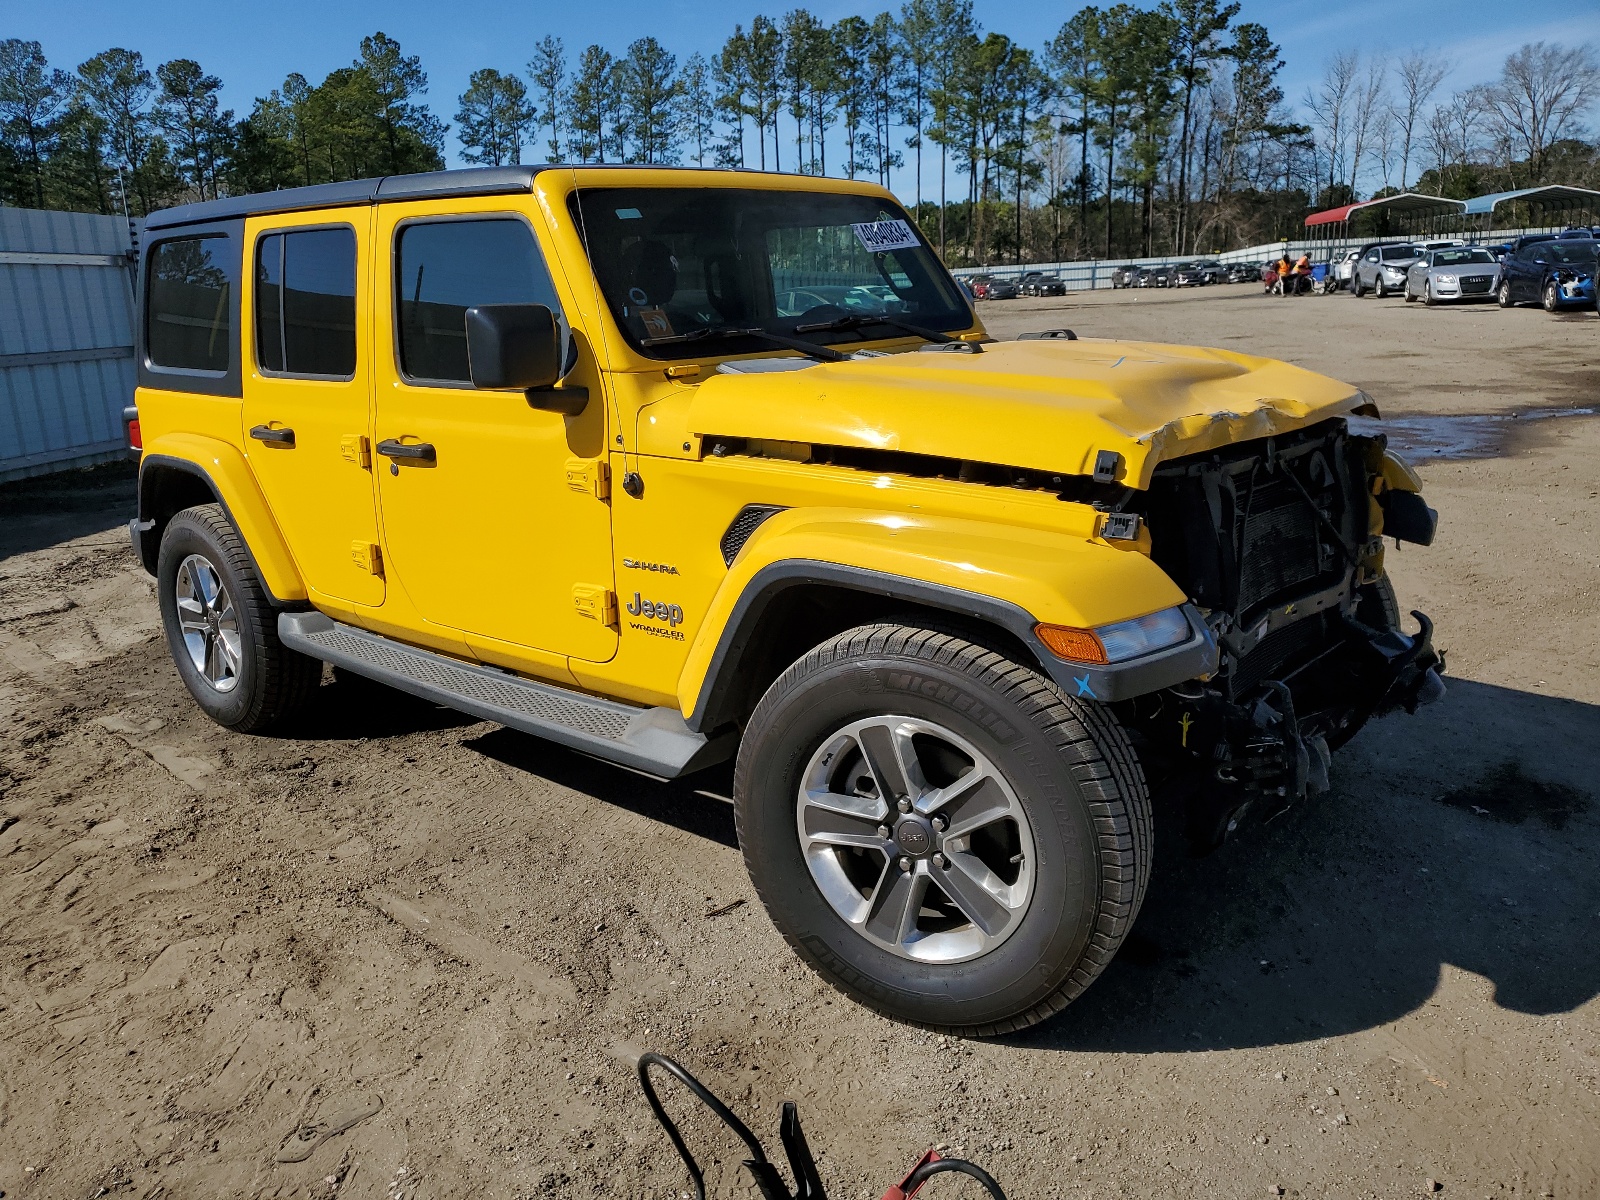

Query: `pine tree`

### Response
(457, 68, 533, 165)
(526, 36, 565, 162)
(0, 40, 71, 208)
(155, 58, 229, 201)
(567, 46, 613, 162)
(677, 53, 716, 167)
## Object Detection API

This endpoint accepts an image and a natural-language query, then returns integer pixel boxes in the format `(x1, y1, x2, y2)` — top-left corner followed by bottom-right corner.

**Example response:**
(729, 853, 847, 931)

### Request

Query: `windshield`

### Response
(1546, 242, 1598, 264)
(1381, 246, 1420, 261)
(571, 187, 971, 358)
(1433, 249, 1496, 266)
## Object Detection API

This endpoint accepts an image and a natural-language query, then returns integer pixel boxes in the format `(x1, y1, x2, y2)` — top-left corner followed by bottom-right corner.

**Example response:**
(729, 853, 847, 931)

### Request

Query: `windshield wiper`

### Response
(639, 326, 850, 363)
(793, 312, 958, 344)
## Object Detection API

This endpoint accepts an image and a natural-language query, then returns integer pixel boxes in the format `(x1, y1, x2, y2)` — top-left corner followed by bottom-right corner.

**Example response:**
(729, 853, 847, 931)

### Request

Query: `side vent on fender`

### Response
(719, 505, 788, 567)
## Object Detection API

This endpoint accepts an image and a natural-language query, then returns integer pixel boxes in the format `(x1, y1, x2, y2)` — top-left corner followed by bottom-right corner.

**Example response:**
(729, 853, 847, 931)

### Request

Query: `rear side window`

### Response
(147, 236, 233, 373)
(255, 227, 358, 377)
(395, 218, 561, 384)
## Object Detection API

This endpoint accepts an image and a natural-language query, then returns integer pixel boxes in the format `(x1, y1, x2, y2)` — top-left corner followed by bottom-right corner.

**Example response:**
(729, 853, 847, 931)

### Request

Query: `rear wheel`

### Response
(156, 504, 320, 732)
(735, 624, 1151, 1035)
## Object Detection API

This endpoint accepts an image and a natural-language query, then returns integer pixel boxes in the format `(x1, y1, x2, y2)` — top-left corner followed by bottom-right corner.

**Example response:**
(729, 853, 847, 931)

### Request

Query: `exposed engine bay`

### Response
(1114, 418, 1446, 848)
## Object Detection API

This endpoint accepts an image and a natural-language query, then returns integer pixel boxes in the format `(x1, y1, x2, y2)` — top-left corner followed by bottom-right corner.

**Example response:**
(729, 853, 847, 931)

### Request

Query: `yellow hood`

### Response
(686, 338, 1373, 489)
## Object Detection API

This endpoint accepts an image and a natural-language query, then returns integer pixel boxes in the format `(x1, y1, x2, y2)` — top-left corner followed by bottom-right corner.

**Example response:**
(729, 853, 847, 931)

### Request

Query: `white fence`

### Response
(949, 223, 1579, 292)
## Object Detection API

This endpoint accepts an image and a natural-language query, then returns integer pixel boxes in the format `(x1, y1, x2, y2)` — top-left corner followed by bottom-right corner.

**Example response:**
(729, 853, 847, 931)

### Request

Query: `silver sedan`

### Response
(1404, 247, 1501, 305)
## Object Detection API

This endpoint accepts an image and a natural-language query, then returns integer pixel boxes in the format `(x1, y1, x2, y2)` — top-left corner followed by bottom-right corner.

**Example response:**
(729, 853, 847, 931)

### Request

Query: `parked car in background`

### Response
(1331, 249, 1361, 290)
(1020, 273, 1067, 296)
(1196, 260, 1227, 284)
(1497, 237, 1597, 311)
(1165, 262, 1209, 287)
(1352, 243, 1423, 297)
(984, 277, 1020, 300)
(1484, 242, 1513, 262)
(1404, 246, 1501, 305)
(1226, 261, 1259, 284)
(967, 273, 995, 299)
(1111, 266, 1140, 288)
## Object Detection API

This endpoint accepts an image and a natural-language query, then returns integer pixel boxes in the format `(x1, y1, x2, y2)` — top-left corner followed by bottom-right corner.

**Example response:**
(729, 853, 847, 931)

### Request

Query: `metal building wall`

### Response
(0, 208, 137, 483)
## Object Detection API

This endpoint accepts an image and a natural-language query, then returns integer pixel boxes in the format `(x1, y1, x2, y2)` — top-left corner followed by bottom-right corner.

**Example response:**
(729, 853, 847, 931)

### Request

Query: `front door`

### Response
(371, 204, 616, 663)
(241, 211, 383, 607)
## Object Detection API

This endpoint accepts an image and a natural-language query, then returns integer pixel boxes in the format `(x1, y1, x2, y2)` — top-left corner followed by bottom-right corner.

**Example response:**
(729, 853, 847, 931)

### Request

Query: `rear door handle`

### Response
(249, 424, 295, 447)
(376, 439, 436, 465)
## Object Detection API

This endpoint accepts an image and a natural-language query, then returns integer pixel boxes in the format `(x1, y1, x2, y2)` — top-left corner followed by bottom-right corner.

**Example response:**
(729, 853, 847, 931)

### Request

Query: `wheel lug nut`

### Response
(877, 825, 890, 839)
(933, 852, 948, 870)
(897, 856, 913, 872)
(931, 816, 947, 832)
(896, 798, 912, 814)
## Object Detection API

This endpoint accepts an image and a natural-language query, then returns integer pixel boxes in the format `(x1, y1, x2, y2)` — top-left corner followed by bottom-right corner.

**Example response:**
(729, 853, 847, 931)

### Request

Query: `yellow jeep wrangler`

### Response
(128, 166, 1442, 1034)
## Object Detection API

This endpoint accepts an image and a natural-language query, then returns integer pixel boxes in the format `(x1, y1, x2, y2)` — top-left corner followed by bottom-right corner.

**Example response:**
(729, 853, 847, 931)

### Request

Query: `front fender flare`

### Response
(137, 434, 306, 603)
(678, 507, 1209, 729)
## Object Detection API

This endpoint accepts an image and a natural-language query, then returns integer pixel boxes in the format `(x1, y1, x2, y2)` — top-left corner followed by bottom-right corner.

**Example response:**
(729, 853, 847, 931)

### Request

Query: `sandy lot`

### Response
(2, 283, 1598, 1200)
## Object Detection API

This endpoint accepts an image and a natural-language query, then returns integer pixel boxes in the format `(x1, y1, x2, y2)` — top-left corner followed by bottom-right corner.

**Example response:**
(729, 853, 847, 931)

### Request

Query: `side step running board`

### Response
(278, 612, 733, 779)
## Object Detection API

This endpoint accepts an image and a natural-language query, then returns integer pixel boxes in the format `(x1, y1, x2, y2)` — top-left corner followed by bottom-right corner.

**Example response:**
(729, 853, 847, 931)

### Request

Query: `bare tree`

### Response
(1304, 50, 1357, 196)
(1420, 87, 1486, 194)
(1346, 54, 1387, 193)
(1480, 41, 1599, 183)
(1393, 50, 1448, 189)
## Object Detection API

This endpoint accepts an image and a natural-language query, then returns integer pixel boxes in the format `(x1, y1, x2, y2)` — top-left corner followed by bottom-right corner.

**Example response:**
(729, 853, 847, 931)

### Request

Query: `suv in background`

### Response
(1351, 242, 1422, 297)
(126, 165, 1442, 1036)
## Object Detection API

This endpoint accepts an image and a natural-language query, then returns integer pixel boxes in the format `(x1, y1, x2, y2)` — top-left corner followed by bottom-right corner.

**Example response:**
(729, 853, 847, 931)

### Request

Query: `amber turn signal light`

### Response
(1034, 623, 1107, 664)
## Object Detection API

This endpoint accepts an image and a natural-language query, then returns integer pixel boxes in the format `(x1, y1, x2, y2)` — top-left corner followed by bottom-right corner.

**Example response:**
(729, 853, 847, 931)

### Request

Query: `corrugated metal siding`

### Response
(0, 208, 138, 483)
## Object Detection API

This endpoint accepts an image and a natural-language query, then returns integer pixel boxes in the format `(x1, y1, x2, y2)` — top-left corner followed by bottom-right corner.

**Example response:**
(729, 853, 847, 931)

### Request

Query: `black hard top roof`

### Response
(143, 166, 544, 230)
(141, 163, 824, 231)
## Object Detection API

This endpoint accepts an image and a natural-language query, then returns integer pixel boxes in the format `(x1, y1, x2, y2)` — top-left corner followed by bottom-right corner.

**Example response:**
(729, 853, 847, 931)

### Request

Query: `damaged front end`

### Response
(1113, 417, 1445, 849)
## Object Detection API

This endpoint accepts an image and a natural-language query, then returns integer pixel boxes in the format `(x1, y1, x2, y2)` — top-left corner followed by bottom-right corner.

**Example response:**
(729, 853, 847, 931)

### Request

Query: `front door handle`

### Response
(249, 424, 295, 447)
(376, 439, 436, 465)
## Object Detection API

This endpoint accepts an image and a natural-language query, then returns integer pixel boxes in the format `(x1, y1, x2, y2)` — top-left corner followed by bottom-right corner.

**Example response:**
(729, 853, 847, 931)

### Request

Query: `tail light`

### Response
(123, 405, 141, 456)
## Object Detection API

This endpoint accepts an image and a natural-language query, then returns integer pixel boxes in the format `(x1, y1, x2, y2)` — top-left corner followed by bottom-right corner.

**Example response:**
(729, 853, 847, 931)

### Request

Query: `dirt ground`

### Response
(2, 282, 1598, 1200)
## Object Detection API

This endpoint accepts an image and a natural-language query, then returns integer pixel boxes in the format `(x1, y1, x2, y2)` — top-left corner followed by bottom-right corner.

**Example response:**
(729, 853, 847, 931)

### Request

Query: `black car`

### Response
(1165, 262, 1208, 287)
(984, 277, 1020, 300)
(1225, 262, 1258, 284)
(1021, 273, 1067, 296)
(1497, 237, 1598, 311)
(1195, 260, 1226, 284)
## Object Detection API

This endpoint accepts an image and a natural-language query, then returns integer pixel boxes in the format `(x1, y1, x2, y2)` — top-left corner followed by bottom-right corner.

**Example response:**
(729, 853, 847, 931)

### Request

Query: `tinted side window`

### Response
(256, 227, 357, 377)
(395, 219, 560, 384)
(148, 236, 233, 373)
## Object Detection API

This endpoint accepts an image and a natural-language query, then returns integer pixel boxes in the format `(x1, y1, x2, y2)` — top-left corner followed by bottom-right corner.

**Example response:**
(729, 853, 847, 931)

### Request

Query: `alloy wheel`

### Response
(175, 553, 242, 693)
(796, 715, 1036, 964)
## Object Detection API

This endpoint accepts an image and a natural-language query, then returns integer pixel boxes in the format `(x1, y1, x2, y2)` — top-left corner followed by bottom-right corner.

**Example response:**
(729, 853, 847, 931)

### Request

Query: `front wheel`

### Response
(734, 624, 1151, 1035)
(1498, 280, 1514, 307)
(1423, 282, 1436, 307)
(156, 504, 320, 732)
(1375, 275, 1388, 298)
(1543, 280, 1561, 312)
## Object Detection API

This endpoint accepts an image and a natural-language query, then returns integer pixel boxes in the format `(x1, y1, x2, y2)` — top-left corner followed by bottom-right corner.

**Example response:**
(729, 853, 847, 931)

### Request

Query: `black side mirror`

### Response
(464, 304, 587, 415)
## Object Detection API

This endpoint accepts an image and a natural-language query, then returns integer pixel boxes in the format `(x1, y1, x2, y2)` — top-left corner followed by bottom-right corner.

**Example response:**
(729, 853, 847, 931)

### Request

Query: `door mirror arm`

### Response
(524, 384, 589, 415)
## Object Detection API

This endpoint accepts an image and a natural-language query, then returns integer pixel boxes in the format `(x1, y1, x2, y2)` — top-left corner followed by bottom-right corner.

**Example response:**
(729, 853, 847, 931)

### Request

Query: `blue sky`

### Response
(9, 0, 1596, 189)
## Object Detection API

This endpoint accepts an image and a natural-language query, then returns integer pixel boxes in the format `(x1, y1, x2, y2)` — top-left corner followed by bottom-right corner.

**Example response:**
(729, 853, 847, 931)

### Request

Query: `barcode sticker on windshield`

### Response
(852, 220, 920, 254)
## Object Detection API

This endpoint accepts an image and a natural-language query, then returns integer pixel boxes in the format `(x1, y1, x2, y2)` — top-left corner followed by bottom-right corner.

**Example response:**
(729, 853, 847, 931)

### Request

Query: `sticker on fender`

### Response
(851, 219, 920, 254)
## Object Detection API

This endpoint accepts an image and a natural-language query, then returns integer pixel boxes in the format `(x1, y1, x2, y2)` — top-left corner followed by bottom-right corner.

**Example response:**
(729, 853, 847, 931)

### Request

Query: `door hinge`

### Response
(341, 434, 371, 469)
(351, 541, 383, 576)
(565, 457, 610, 500)
(572, 584, 617, 626)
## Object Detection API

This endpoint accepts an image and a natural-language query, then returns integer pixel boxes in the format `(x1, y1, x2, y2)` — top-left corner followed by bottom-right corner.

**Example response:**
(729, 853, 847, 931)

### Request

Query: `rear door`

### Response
(241, 212, 383, 607)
